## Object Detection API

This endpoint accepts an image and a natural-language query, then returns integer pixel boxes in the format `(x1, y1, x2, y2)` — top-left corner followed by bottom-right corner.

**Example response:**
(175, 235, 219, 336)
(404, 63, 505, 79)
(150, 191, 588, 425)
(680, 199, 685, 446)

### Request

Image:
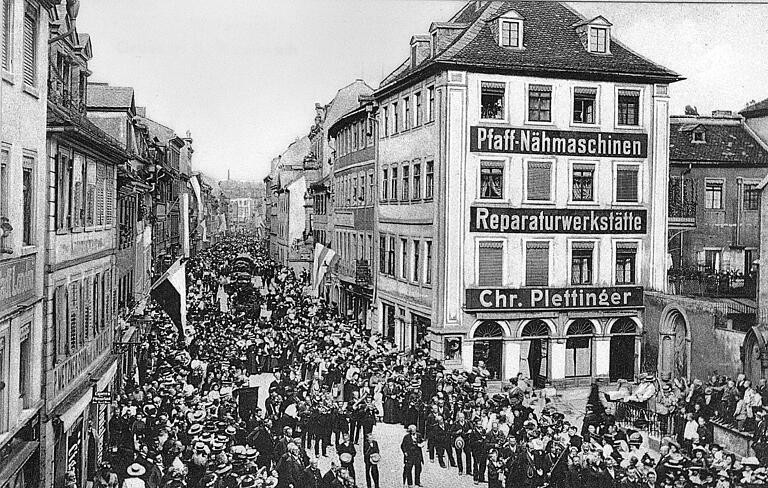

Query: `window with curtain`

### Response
(528, 84, 552, 122)
(572, 163, 594, 201)
(480, 161, 504, 199)
(573, 87, 597, 124)
(527, 161, 552, 201)
(478, 241, 503, 286)
(616, 165, 639, 202)
(526, 241, 550, 286)
(22, 159, 33, 245)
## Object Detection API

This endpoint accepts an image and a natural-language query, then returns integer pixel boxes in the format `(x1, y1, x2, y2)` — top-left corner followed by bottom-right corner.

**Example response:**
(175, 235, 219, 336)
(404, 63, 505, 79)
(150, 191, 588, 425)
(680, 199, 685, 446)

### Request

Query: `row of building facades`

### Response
(0, 1, 235, 487)
(265, 1, 768, 394)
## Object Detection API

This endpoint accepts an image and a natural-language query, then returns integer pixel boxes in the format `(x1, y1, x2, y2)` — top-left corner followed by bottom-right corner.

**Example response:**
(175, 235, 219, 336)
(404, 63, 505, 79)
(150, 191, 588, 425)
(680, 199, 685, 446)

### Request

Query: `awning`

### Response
(55, 385, 93, 431)
(0, 441, 39, 488)
(94, 355, 119, 392)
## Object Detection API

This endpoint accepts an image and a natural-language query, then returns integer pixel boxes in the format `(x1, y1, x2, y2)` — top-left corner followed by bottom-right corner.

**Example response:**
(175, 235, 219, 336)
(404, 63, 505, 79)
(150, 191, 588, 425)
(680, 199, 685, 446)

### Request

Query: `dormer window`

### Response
(589, 27, 608, 53)
(411, 44, 418, 70)
(692, 130, 706, 143)
(431, 31, 438, 57)
(496, 10, 524, 49)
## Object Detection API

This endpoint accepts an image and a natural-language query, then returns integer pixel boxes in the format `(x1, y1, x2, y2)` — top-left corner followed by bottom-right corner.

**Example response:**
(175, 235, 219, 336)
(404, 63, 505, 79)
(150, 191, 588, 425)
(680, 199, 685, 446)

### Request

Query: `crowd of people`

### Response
(90, 235, 768, 488)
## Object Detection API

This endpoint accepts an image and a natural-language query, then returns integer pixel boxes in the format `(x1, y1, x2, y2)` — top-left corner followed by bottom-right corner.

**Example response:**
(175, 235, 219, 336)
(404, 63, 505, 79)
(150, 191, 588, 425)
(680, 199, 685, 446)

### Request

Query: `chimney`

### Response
(429, 22, 469, 58)
(410, 35, 431, 70)
(712, 110, 734, 118)
(136, 106, 146, 117)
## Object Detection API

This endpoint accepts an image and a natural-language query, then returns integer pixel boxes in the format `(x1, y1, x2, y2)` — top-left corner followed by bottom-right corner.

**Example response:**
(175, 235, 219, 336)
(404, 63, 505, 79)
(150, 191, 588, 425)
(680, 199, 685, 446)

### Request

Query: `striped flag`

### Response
(150, 259, 194, 343)
(312, 243, 338, 297)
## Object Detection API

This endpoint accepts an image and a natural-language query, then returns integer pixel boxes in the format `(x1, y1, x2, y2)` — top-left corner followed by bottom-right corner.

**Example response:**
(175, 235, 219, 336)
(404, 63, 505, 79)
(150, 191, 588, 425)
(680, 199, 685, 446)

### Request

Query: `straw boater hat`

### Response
(127, 463, 146, 477)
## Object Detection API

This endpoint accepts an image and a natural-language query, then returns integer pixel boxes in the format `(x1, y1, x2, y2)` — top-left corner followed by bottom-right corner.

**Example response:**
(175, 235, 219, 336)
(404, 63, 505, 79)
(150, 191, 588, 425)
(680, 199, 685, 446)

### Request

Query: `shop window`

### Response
(478, 241, 503, 286)
(566, 320, 594, 377)
(481, 81, 505, 120)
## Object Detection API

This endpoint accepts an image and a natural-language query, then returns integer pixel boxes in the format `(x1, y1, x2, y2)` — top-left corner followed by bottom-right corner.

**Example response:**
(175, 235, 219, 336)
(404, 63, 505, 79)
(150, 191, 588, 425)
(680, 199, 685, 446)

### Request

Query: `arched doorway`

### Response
(566, 319, 594, 378)
(610, 318, 637, 382)
(473, 321, 504, 380)
(743, 327, 767, 384)
(659, 308, 690, 381)
(520, 319, 550, 388)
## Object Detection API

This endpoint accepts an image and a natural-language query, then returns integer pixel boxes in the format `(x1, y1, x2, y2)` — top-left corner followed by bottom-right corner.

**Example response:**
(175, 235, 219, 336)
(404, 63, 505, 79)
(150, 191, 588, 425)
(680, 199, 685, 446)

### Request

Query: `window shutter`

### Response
(55, 286, 67, 357)
(573, 163, 594, 172)
(2, 0, 11, 71)
(526, 241, 550, 286)
(616, 166, 639, 202)
(572, 241, 594, 250)
(96, 163, 105, 225)
(481, 81, 505, 96)
(69, 281, 79, 351)
(478, 241, 503, 286)
(574, 87, 597, 96)
(83, 276, 91, 341)
(616, 242, 638, 251)
(527, 162, 552, 200)
(530, 84, 552, 92)
(105, 166, 114, 225)
(22, 5, 36, 86)
(618, 89, 639, 97)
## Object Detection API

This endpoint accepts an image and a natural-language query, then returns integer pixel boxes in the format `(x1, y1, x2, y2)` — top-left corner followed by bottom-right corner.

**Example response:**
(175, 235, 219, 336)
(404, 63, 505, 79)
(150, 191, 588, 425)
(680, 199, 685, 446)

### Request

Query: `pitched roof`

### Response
(741, 97, 768, 118)
(669, 116, 768, 166)
(377, 1, 681, 95)
(87, 83, 135, 110)
(323, 80, 374, 130)
(135, 115, 179, 146)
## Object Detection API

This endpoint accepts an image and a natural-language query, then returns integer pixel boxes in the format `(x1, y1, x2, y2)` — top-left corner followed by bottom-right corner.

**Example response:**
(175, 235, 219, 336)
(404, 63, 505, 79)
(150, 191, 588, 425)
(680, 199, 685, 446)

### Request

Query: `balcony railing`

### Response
(667, 267, 757, 299)
(668, 178, 697, 225)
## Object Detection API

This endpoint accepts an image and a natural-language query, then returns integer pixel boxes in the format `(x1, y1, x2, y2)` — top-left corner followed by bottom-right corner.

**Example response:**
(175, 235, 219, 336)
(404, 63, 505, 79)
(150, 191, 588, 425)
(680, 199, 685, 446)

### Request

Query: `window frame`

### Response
(2, 0, 14, 75)
(612, 161, 642, 205)
(615, 86, 644, 129)
(523, 158, 556, 204)
(568, 160, 598, 205)
(525, 83, 553, 125)
(415, 91, 422, 127)
(613, 240, 641, 286)
(479, 80, 507, 122)
(412, 160, 422, 200)
(478, 159, 506, 201)
(381, 165, 389, 202)
(704, 178, 724, 210)
(588, 26, 609, 54)
(425, 159, 434, 200)
(476, 238, 506, 287)
(427, 86, 435, 123)
(499, 17, 523, 49)
(401, 163, 410, 201)
(743, 181, 761, 211)
(21, 1, 38, 90)
(21, 152, 34, 246)
(568, 239, 599, 286)
(571, 85, 599, 126)
(523, 239, 553, 288)
(425, 239, 433, 285)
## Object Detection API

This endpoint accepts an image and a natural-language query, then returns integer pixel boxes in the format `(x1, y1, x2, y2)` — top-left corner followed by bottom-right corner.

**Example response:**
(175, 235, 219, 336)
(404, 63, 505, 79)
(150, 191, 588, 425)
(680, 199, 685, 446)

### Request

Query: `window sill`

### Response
(479, 117, 509, 125)
(522, 200, 556, 206)
(475, 198, 510, 205)
(524, 119, 555, 127)
(570, 121, 599, 129)
(2, 70, 14, 84)
(567, 200, 600, 206)
(22, 84, 40, 99)
(612, 201, 643, 207)
(614, 124, 645, 132)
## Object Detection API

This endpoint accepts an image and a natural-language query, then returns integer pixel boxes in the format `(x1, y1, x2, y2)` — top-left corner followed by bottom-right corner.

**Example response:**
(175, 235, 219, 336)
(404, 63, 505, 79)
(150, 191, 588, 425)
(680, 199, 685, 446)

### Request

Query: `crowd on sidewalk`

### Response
(85, 235, 768, 488)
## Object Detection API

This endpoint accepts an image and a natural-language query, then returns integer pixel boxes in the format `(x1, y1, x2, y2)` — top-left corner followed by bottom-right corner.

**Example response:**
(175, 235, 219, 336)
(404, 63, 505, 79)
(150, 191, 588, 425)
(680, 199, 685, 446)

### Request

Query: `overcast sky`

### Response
(77, 1, 768, 183)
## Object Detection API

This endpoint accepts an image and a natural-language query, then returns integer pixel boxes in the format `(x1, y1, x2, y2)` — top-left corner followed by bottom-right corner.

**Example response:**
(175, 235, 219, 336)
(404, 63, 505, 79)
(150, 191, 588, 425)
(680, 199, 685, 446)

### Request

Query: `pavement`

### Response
(250, 373, 480, 487)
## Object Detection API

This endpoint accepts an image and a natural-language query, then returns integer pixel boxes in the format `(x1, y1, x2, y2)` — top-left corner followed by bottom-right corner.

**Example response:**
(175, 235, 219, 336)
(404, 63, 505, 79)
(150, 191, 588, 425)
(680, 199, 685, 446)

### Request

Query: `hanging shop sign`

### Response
(465, 286, 644, 311)
(469, 126, 647, 158)
(470, 207, 647, 234)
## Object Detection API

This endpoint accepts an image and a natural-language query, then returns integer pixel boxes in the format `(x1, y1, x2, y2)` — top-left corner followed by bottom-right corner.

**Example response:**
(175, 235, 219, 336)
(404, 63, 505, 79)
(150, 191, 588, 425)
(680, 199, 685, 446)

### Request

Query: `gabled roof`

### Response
(669, 115, 768, 166)
(87, 83, 135, 111)
(377, 1, 682, 96)
(323, 80, 374, 131)
(136, 115, 180, 147)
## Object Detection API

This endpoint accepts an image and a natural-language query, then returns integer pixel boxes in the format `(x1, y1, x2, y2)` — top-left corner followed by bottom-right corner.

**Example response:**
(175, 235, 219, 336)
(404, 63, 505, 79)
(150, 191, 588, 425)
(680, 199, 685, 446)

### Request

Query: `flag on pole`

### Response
(312, 243, 337, 297)
(150, 258, 193, 343)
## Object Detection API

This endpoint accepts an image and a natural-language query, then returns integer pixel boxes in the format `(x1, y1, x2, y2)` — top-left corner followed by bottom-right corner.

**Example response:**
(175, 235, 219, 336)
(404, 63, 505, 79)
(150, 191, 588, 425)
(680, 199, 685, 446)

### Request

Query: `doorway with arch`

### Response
(520, 319, 550, 388)
(472, 321, 504, 381)
(659, 307, 691, 381)
(609, 317, 637, 382)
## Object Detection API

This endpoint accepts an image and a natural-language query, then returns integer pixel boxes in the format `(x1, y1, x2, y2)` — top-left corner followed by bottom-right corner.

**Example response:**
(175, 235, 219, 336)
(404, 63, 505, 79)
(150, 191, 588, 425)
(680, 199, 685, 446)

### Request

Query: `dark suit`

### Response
(400, 432, 423, 486)
(336, 441, 357, 480)
(451, 420, 472, 475)
(363, 439, 380, 488)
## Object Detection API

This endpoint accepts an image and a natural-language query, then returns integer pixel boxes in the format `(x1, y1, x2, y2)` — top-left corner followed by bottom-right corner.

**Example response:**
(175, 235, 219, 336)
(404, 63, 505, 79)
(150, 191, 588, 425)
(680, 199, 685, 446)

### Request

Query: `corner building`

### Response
(374, 1, 681, 387)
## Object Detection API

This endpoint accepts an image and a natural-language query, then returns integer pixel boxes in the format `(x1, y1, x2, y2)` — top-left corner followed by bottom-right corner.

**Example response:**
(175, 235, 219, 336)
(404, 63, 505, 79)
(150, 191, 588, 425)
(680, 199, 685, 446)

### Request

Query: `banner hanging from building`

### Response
(150, 259, 193, 342)
(469, 126, 648, 158)
(465, 286, 644, 311)
(312, 244, 338, 297)
(470, 207, 647, 234)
